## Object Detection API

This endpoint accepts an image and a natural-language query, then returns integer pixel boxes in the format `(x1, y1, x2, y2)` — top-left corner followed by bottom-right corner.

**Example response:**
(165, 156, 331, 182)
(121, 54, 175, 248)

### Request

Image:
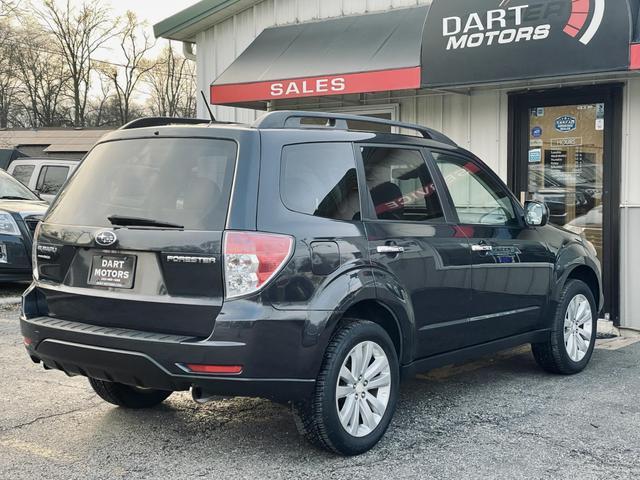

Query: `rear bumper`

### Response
(21, 315, 316, 400)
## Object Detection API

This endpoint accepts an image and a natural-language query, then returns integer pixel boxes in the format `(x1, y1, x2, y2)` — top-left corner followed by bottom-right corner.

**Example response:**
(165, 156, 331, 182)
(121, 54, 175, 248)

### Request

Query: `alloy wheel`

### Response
(335, 340, 391, 438)
(563, 294, 593, 362)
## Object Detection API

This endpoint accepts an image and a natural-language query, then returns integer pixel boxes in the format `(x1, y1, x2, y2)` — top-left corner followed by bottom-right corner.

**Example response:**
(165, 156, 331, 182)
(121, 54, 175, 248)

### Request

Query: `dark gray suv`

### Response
(21, 112, 602, 455)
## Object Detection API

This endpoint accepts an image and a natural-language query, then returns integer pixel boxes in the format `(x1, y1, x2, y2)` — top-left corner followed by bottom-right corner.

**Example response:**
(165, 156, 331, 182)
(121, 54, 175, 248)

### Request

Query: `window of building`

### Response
(281, 143, 360, 221)
(361, 146, 444, 222)
(432, 152, 517, 226)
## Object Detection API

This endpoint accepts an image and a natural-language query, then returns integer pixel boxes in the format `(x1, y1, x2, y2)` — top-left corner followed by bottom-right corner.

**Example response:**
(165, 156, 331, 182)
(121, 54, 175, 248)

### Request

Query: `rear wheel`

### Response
(89, 378, 172, 409)
(293, 319, 399, 456)
(532, 279, 597, 374)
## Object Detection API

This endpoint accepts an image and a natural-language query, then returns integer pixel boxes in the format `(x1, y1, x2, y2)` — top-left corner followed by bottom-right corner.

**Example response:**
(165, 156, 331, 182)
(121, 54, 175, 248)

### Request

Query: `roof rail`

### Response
(252, 111, 457, 147)
(119, 117, 211, 130)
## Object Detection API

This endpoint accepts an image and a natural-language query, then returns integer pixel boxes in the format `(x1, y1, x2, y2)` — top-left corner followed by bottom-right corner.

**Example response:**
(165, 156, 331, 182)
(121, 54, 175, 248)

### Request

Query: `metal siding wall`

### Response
(320, 0, 343, 17)
(441, 94, 470, 150)
(298, 0, 319, 22)
(620, 79, 640, 329)
(417, 96, 444, 131)
(255, 0, 276, 31)
(342, 0, 367, 15)
(275, 0, 298, 24)
(469, 90, 507, 178)
(213, 17, 237, 121)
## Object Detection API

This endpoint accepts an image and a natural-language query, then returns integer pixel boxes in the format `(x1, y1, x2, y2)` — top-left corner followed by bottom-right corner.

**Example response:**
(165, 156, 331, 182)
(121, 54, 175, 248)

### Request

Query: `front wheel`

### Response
(532, 279, 597, 375)
(89, 378, 172, 409)
(293, 319, 399, 456)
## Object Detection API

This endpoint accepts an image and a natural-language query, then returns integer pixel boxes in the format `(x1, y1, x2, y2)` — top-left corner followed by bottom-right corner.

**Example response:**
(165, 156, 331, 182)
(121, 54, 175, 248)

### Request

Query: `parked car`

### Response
(564, 205, 603, 257)
(21, 112, 602, 455)
(7, 158, 78, 203)
(528, 169, 600, 225)
(0, 169, 48, 282)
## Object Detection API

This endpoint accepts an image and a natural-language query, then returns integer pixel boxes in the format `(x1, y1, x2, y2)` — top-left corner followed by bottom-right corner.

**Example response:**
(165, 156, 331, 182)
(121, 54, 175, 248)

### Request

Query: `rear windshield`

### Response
(46, 137, 237, 231)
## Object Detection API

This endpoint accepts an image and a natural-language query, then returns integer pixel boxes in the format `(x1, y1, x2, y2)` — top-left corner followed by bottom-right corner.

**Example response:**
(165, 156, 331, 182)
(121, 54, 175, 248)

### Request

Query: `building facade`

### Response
(155, 0, 640, 330)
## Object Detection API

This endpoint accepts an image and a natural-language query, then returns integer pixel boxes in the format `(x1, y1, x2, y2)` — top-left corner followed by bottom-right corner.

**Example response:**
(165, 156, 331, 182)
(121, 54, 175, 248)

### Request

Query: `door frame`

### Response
(507, 84, 623, 324)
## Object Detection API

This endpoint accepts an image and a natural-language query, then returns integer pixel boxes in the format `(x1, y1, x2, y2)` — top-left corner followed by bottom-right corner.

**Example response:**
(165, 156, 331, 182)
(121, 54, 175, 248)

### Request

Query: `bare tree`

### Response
(0, 20, 21, 127)
(0, 0, 20, 18)
(146, 44, 197, 118)
(86, 70, 114, 127)
(36, 0, 119, 127)
(102, 11, 155, 125)
(14, 20, 71, 127)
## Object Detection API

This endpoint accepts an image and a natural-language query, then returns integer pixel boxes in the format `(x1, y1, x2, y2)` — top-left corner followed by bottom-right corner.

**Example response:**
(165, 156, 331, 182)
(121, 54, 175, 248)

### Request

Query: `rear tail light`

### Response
(223, 231, 294, 299)
(32, 222, 41, 280)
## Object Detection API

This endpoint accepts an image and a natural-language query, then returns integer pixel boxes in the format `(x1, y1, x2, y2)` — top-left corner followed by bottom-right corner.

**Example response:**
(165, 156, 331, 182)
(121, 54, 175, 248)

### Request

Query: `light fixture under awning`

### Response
(209, 6, 428, 109)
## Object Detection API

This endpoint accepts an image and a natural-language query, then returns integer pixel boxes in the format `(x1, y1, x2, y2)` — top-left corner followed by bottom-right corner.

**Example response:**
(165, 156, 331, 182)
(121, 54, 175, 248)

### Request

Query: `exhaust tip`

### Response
(191, 386, 213, 404)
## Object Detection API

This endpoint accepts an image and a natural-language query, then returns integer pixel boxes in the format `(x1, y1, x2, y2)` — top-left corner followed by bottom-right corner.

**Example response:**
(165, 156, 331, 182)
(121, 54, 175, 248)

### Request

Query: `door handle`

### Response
(471, 243, 493, 252)
(377, 245, 405, 254)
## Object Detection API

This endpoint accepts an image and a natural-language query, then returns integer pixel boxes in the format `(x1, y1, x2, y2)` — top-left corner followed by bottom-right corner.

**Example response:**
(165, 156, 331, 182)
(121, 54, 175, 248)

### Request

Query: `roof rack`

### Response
(252, 111, 457, 147)
(119, 117, 212, 130)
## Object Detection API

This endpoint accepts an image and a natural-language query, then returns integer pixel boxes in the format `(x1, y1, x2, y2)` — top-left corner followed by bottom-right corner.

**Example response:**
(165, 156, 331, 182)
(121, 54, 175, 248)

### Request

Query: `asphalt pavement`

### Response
(1, 304, 639, 480)
(0, 283, 27, 302)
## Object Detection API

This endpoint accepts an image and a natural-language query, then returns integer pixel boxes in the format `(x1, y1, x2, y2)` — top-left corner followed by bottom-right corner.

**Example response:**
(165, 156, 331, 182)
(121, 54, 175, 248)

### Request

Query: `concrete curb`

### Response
(0, 297, 21, 306)
(618, 326, 640, 338)
(598, 318, 619, 337)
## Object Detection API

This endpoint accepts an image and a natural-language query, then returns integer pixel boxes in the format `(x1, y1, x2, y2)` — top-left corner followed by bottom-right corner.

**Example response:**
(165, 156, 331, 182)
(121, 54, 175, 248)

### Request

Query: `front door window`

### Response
(433, 152, 517, 226)
(527, 104, 604, 258)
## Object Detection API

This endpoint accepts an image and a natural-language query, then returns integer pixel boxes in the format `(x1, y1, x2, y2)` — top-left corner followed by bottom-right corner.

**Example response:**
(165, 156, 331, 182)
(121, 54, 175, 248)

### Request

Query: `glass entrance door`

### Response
(512, 85, 623, 322)
(526, 104, 604, 258)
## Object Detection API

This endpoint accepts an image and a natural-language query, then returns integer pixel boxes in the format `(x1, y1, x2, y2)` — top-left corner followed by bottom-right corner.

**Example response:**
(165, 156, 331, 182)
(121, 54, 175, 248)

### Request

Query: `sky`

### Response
(80, 0, 202, 60)
(103, 0, 200, 27)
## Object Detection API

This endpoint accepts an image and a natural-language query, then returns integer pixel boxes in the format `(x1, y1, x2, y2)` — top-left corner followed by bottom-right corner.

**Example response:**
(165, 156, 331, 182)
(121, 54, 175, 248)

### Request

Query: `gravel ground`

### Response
(1, 305, 639, 480)
(0, 283, 27, 300)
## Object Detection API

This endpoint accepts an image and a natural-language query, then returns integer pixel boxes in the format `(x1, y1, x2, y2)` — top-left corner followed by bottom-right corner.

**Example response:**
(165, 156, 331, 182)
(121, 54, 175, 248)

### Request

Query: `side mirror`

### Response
(524, 201, 549, 227)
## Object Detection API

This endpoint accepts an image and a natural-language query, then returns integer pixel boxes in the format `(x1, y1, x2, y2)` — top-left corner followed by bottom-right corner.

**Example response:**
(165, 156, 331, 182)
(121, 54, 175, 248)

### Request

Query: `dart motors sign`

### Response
(422, 0, 633, 87)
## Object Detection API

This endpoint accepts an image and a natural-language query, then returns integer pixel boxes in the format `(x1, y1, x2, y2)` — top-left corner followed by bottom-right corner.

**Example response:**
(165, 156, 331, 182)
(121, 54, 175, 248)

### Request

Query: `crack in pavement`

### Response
(0, 402, 103, 433)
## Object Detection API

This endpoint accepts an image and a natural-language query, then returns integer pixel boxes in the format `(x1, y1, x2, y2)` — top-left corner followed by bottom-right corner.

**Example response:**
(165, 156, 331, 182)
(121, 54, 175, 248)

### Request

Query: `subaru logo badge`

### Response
(95, 230, 117, 247)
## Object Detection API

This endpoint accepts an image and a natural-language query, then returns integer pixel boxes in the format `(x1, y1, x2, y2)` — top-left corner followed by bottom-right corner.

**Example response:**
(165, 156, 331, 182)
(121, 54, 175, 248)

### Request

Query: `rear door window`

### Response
(280, 143, 360, 221)
(45, 138, 237, 231)
(36, 166, 70, 195)
(11, 164, 35, 186)
(361, 146, 444, 222)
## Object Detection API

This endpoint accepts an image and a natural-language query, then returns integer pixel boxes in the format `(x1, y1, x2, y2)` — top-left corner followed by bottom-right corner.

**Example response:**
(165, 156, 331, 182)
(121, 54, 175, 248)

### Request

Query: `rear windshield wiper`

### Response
(0, 196, 32, 200)
(107, 215, 184, 229)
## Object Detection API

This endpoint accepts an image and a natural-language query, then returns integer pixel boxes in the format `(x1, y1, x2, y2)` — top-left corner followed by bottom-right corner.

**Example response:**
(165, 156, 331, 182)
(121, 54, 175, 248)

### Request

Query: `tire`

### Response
(293, 319, 399, 456)
(532, 279, 597, 375)
(89, 378, 172, 409)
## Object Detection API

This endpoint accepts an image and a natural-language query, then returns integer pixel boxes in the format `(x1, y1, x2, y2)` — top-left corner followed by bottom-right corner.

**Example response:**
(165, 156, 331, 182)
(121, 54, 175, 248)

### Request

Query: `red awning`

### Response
(210, 7, 427, 109)
(211, 67, 421, 105)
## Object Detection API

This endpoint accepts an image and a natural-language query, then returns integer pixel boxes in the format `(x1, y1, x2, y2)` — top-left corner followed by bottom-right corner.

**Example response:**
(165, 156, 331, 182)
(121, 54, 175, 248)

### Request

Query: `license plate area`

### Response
(88, 254, 137, 289)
